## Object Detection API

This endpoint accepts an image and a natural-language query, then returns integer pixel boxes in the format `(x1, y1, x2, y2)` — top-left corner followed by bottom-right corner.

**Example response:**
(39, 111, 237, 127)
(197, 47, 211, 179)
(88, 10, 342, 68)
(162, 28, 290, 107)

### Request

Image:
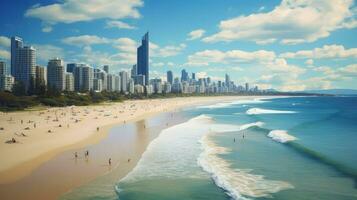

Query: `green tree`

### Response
(12, 81, 26, 96)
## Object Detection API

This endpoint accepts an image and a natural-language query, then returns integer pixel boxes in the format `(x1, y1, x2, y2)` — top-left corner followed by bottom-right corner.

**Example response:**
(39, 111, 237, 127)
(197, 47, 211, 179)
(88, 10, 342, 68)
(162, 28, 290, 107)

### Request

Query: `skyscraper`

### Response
(181, 69, 188, 82)
(47, 58, 65, 91)
(137, 32, 149, 85)
(103, 65, 109, 74)
(14, 46, 36, 90)
(167, 70, 173, 85)
(131, 64, 137, 77)
(74, 64, 93, 92)
(225, 74, 230, 87)
(65, 73, 74, 91)
(119, 71, 129, 93)
(192, 73, 196, 80)
(11, 36, 23, 77)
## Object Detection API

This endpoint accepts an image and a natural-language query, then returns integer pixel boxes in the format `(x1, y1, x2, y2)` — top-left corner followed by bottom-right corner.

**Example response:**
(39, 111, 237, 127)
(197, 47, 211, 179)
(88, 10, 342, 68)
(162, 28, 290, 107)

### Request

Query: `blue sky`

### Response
(0, 0, 356, 91)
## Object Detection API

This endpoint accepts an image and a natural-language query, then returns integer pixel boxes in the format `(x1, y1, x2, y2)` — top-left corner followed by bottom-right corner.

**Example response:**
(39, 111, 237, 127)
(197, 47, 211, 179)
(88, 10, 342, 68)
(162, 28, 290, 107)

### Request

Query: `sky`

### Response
(0, 0, 356, 91)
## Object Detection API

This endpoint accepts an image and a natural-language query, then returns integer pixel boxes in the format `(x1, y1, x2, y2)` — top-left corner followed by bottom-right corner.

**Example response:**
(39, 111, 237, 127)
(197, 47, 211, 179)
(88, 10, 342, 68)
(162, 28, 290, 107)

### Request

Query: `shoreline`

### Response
(0, 96, 246, 184)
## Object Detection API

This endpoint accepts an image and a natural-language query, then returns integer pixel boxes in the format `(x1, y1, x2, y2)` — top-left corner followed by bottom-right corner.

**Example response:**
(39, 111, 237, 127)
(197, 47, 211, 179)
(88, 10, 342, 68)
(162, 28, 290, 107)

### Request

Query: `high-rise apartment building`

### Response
(47, 58, 65, 91)
(167, 70, 173, 85)
(74, 64, 93, 92)
(65, 72, 74, 91)
(137, 32, 149, 85)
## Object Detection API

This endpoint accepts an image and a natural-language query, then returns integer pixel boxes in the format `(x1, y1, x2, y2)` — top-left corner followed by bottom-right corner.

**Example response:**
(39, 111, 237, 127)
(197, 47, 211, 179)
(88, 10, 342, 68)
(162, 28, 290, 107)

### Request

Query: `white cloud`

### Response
(33, 44, 65, 63)
(150, 42, 186, 57)
(0, 49, 10, 60)
(185, 49, 276, 66)
(62, 35, 110, 47)
(0, 36, 10, 47)
(187, 29, 205, 40)
(106, 20, 136, 29)
(25, 0, 143, 31)
(203, 0, 356, 44)
(305, 59, 314, 65)
(338, 64, 357, 76)
(42, 26, 53, 33)
(113, 37, 138, 53)
(152, 62, 165, 67)
(280, 44, 357, 59)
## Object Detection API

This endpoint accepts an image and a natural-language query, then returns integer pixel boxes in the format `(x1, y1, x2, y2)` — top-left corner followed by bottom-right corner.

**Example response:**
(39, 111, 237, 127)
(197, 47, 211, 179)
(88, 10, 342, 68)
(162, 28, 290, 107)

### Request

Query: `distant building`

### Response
(114, 75, 121, 92)
(74, 64, 93, 92)
(47, 58, 65, 91)
(93, 78, 102, 92)
(66, 63, 77, 74)
(103, 65, 109, 74)
(65, 72, 74, 91)
(131, 64, 137, 78)
(0, 75, 14, 91)
(167, 70, 173, 85)
(119, 71, 129, 93)
(134, 84, 144, 94)
(181, 69, 188, 82)
(192, 72, 196, 81)
(132, 74, 145, 85)
(128, 78, 135, 94)
(0, 61, 6, 75)
(106, 74, 115, 92)
(137, 32, 149, 85)
(94, 69, 107, 91)
(35, 65, 46, 84)
(245, 82, 249, 91)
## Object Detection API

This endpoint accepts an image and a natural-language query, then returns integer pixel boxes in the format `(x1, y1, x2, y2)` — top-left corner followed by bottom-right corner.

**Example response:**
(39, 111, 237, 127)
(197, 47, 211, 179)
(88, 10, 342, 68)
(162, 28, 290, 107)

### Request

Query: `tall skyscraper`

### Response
(137, 32, 149, 85)
(47, 58, 65, 91)
(103, 65, 109, 74)
(74, 64, 93, 92)
(14, 45, 36, 90)
(225, 74, 230, 87)
(245, 82, 249, 91)
(181, 69, 188, 82)
(192, 73, 196, 80)
(11, 36, 23, 76)
(94, 69, 107, 91)
(167, 70, 173, 85)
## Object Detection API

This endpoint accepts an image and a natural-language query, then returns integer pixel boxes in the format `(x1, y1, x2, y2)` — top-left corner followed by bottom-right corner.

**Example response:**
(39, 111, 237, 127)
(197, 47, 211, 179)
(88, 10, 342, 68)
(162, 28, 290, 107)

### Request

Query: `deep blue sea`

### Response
(115, 96, 357, 200)
(60, 96, 357, 200)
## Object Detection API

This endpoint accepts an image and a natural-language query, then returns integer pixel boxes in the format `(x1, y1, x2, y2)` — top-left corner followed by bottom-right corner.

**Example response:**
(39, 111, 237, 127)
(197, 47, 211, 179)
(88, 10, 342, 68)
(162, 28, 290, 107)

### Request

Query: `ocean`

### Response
(62, 96, 357, 200)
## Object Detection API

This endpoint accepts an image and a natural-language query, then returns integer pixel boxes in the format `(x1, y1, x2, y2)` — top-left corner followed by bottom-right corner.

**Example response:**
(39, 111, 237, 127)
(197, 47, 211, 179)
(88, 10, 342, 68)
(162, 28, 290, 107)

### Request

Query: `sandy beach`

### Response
(0, 96, 262, 199)
(0, 96, 247, 182)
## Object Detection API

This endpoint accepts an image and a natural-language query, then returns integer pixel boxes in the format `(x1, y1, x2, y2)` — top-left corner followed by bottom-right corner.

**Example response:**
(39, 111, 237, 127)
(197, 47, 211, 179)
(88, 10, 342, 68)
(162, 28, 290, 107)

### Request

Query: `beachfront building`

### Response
(119, 71, 129, 93)
(137, 32, 149, 85)
(128, 78, 135, 94)
(107, 74, 115, 92)
(0, 75, 15, 91)
(65, 72, 74, 91)
(134, 84, 144, 94)
(94, 69, 108, 91)
(114, 75, 121, 92)
(35, 65, 46, 86)
(145, 84, 153, 95)
(74, 64, 93, 92)
(47, 58, 65, 91)
(12, 42, 36, 90)
(163, 82, 171, 93)
(93, 78, 103, 92)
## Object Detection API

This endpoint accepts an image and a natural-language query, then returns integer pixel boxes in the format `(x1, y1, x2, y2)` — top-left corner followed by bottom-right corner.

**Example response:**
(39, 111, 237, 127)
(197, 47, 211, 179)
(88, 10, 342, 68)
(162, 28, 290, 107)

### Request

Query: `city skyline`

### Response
(0, 0, 356, 91)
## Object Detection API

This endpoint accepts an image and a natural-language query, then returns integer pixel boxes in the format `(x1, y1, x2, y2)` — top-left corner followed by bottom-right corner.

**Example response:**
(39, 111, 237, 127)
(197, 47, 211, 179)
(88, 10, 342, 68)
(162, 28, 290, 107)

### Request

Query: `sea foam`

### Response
(268, 130, 297, 143)
(246, 108, 297, 115)
(198, 98, 269, 109)
(198, 134, 294, 199)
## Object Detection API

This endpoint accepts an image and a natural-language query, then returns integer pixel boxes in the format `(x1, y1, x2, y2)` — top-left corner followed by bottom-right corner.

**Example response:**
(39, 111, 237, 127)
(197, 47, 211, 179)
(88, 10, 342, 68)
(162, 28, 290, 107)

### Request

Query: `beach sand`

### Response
(0, 96, 259, 199)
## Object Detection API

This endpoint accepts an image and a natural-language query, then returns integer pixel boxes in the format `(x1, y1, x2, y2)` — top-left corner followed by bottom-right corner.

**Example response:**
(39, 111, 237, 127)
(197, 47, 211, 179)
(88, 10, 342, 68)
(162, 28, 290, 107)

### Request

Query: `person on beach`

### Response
(128, 159, 131, 162)
(234, 138, 236, 142)
(75, 152, 78, 159)
(109, 158, 112, 165)
(85, 150, 89, 157)
(97, 127, 99, 131)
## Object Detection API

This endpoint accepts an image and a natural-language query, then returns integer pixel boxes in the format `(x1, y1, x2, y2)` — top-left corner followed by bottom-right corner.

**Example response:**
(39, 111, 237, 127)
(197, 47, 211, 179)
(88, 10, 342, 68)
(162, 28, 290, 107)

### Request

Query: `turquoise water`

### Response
(116, 97, 357, 200)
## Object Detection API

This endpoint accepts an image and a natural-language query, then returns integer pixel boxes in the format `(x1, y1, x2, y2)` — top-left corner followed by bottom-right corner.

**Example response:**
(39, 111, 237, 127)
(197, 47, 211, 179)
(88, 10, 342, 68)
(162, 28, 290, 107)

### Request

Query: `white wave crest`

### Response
(198, 135, 294, 199)
(198, 98, 270, 109)
(246, 108, 297, 115)
(268, 130, 297, 143)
